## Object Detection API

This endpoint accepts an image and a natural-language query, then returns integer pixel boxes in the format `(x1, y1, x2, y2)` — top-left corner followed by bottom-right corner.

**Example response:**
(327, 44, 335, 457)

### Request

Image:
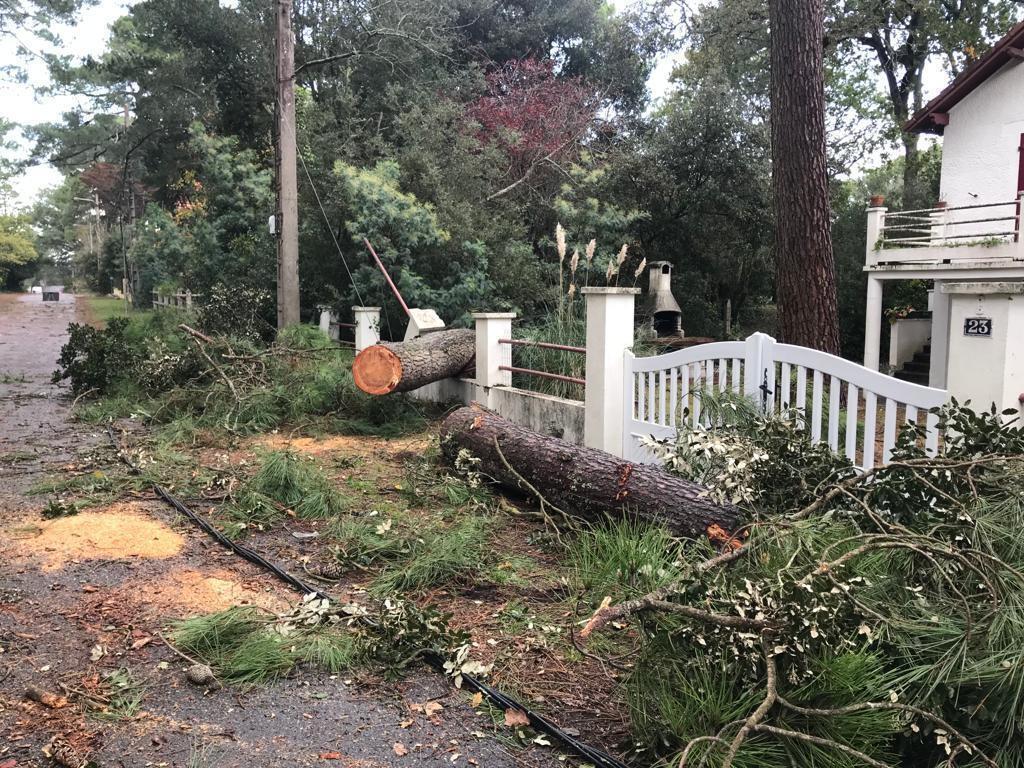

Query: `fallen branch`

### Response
(721, 643, 777, 768)
(579, 546, 747, 639)
(750, 724, 893, 767)
(25, 684, 69, 709)
(775, 695, 998, 768)
(179, 324, 239, 403)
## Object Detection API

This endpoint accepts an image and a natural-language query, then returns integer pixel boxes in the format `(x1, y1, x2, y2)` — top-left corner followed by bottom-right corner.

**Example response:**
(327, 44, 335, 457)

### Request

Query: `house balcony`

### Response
(865, 194, 1024, 278)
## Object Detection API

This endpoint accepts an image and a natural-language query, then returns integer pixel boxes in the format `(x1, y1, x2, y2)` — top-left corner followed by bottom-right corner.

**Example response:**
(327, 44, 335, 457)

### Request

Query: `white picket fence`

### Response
(624, 333, 948, 469)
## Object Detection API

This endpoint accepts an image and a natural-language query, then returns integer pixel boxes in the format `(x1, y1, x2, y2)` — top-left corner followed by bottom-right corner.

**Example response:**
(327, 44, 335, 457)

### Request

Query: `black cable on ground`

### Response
(108, 428, 630, 768)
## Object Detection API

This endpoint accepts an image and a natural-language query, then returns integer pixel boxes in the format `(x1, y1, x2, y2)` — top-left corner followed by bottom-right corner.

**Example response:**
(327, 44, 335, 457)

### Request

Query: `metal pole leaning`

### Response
(363, 238, 411, 318)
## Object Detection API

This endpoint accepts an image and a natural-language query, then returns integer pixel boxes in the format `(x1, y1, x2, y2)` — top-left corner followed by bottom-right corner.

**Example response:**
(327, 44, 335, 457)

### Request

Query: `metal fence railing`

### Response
(497, 337, 586, 387)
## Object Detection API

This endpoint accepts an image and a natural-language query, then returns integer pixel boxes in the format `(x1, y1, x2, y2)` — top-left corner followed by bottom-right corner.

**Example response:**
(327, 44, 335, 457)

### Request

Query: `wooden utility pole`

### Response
(769, 0, 840, 353)
(274, 0, 300, 328)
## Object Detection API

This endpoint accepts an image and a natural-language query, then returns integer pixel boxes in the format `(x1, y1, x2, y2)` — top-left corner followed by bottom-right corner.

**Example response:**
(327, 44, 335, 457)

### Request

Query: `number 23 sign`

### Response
(964, 317, 993, 337)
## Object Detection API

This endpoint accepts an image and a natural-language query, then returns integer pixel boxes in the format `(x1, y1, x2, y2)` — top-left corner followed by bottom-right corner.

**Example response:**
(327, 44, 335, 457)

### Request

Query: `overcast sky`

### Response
(0, 0, 132, 207)
(0, 1, 949, 210)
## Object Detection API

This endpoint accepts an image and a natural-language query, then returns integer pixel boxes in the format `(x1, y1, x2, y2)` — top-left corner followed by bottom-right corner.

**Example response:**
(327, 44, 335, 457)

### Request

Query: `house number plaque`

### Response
(963, 317, 993, 337)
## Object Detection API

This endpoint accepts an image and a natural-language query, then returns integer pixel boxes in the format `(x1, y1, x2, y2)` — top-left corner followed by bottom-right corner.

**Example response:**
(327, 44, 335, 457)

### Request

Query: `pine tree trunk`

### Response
(352, 329, 475, 395)
(440, 405, 742, 541)
(770, 0, 840, 354)
(902, 132, 926, 210)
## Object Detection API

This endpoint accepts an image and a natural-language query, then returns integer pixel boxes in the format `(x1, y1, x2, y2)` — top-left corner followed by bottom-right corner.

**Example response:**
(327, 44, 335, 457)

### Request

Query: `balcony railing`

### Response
(880, 199, 1020, 249)
(866, 193, 1024, 266)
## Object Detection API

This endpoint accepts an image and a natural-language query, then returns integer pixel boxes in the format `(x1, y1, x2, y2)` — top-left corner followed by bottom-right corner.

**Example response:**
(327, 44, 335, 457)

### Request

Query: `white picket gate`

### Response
(623, 333, 948, 469)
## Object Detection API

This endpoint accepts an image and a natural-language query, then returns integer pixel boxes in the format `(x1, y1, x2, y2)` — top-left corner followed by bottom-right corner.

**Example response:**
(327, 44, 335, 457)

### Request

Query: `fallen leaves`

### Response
(392, 742, 408, 756)
(503, 708, 529, 728)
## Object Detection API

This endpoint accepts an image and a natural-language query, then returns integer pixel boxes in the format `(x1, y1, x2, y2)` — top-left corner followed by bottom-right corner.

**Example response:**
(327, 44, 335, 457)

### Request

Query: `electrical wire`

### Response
(107, 427, 630, 768)
(277, 103, 366, 308)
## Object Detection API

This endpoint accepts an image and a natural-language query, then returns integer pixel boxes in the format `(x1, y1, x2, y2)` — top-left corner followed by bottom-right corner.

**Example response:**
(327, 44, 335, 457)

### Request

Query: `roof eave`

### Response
(904, 19, 1024, 135)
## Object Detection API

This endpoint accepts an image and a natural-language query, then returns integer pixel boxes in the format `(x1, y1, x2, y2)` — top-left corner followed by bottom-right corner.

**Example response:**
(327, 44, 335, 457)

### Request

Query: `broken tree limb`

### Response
(352, 329, 476, 395)
(440, 405, 742, 540)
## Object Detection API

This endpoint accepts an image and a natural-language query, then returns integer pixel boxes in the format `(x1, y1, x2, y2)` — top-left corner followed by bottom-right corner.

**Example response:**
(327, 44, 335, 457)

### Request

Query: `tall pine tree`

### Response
(770, 0, 840, 352)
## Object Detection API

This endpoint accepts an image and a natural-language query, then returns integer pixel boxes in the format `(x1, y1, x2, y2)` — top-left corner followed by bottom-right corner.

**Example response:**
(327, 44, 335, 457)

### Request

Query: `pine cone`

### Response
(185, 663, 216, 686)
(313, 559, 345, 580)
(44, 735, 88, 768)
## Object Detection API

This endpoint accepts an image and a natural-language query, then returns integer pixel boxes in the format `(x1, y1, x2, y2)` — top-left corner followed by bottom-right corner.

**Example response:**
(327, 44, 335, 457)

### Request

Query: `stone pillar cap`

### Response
(471, 312, 517, 319)
(352, 306, 382, 311)
(580, 286, 641, 295)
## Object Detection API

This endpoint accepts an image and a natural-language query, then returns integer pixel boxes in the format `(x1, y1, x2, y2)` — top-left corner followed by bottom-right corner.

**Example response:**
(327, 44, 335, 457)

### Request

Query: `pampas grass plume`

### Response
(556, 223, 567, 264)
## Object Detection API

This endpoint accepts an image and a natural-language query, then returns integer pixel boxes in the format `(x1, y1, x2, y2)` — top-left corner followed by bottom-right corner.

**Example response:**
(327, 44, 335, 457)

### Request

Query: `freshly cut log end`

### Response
(353, 345, 403, 395)
(440, 405, 742, 541)
(352, 329, 476, 395)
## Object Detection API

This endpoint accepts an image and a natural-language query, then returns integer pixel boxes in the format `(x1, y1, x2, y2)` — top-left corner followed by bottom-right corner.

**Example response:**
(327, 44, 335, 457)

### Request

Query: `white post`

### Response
(929, 285, 950, 388)
(1016, 192, 1024, 258)
(583, 287, 640, 454)
(931, 202, 948, 245)
(743, 332, 775, 408)
(865, 205, 886, 266)
(185, 289, 193, 309)
(353, 306, 381, 352)
(318, 308, 333, 338)
(472, 312, 515, 406)
(864, 276, 883, 372)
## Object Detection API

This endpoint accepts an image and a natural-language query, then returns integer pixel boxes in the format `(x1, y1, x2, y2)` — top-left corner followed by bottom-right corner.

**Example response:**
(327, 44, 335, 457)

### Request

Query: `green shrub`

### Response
(52, 319, 142, 395)
(197, 283, 275, 342)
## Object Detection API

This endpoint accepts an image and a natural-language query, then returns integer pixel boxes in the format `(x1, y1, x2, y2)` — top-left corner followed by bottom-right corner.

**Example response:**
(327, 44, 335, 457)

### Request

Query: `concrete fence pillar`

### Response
(318, 307, 333, 338)
(582, 287, 640, 455)
(353, 306, 381, 352)
(472, 312, 515, 405)
(185, 290, 193, 309)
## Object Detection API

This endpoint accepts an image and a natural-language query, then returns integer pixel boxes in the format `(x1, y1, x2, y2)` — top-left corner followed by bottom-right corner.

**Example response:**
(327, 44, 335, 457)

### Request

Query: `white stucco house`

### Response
(863, 19, 1024, 415)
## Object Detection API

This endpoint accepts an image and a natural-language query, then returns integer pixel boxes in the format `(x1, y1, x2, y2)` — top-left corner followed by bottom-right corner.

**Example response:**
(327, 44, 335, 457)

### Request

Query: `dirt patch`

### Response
(7, 502, 184, 570)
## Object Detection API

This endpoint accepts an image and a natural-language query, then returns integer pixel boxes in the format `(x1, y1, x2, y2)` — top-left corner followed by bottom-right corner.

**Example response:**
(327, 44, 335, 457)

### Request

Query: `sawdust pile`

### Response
(257, 433, 429, 458)
(138, 569, 290, 615)
(8, 502, 184, 570)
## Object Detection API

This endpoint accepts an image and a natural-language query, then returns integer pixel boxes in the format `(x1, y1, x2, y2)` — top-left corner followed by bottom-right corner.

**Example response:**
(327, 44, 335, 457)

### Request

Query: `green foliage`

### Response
(568, 519, 685, 601)
(64, 314, 427, 438)
(128, 124, 275, 303)
(170, 607, 296, 687)
(52, 318, 142, 396)
(196, 283, 274, 342)
(41, 499, 81, 519)
(617, 400, 1024, 766)
(225, 449, 348, 531)
(371, 516, 493, 595)
(335, 159, 492, 325)
(329, 515, 417, 569)
(0, 215, 38, 287)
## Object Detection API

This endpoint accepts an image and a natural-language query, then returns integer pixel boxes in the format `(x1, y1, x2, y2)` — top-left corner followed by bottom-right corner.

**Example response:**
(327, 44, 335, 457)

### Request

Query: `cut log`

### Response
(440, 405, 742, 541)
(352, 329, 475, 395)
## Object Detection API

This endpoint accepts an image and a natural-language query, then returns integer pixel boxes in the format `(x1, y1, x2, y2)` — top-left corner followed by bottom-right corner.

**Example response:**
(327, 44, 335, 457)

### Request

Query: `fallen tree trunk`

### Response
(440, 405, 742, 541)
(352, 329, 475, 395)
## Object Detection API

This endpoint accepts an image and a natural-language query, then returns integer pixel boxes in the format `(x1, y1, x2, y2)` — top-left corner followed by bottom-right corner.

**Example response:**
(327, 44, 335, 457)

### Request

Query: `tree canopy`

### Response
(13, 0, 1023, 350)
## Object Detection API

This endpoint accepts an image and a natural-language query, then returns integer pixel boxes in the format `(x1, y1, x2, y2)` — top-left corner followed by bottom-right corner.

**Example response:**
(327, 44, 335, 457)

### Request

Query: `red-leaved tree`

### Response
(465, 58, 598, 201)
